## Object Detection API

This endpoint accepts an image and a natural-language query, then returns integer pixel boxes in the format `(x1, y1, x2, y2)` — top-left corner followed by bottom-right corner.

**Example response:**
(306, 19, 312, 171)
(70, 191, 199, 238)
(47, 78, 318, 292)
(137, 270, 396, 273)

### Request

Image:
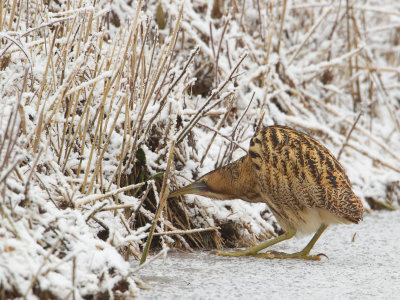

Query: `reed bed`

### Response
(1, 0, 399, 298)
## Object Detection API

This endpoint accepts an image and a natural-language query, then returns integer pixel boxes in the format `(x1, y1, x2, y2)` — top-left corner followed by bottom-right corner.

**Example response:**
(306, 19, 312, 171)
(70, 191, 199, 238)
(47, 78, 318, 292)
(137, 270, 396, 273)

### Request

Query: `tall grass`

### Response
(1, 0, 400, 298)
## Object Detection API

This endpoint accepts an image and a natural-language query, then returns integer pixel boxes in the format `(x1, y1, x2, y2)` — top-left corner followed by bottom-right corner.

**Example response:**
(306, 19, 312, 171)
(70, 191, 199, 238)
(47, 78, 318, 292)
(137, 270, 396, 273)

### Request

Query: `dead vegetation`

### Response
(1, 0, 400, 298)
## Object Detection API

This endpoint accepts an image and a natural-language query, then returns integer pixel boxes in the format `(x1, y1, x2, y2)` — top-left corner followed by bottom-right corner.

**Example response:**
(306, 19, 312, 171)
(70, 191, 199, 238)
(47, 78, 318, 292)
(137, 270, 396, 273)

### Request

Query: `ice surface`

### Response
(138, 210, 400, 299)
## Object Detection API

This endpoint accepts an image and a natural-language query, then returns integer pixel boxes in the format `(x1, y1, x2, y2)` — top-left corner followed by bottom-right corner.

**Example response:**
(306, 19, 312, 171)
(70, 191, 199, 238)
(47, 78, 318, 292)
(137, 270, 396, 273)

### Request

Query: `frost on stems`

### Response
(1, 0, 400, 298)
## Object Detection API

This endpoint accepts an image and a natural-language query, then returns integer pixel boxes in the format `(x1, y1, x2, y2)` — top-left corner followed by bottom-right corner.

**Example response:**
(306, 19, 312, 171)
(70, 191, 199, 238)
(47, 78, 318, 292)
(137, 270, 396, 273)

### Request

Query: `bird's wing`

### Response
(249, 126, 363, 223)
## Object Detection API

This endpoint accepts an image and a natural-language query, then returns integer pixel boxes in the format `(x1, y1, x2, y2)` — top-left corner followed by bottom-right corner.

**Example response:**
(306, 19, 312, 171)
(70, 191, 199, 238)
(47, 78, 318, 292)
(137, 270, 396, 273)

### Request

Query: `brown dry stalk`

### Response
(127, 3, 183, 172)
(215, 17, 230, 84)
(176, 53, 247, 144)
(198, 122, 247, 153)
(130, 248, 168, 274)
(140, 140, 176, 265)
(24, 238, 61, 297)
(276, 0, 287, 54)
(35, 26, 59, 112)
(0, 0, 3, 32)
(7, 0, 18, 31)
(101, 204, 136, 211)
(303, 90, 399, 162)
(153, 226, 221, 236)
(200, 100, 234, 166)
(85, 93, 129, 195)
(144, 46, 200, 138)
(75, 182, 146, 207)
(337, 111, 362, 160)
(347, 143, 400, 173)
(288, 8, 333, 65)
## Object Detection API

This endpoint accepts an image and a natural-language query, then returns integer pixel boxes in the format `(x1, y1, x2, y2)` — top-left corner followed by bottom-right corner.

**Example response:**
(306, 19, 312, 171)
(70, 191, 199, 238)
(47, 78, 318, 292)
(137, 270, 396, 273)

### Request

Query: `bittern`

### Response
(169, 125, 363, 260)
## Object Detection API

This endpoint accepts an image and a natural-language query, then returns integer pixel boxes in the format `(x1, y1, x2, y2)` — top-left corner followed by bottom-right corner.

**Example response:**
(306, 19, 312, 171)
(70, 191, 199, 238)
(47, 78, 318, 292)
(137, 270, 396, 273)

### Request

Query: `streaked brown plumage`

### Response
(170, 125, 363, 260)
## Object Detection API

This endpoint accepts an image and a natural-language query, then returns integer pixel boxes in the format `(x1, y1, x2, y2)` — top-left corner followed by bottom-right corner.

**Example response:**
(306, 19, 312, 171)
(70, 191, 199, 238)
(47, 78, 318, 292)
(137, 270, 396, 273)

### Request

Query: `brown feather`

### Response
(171, 125, 364, 234)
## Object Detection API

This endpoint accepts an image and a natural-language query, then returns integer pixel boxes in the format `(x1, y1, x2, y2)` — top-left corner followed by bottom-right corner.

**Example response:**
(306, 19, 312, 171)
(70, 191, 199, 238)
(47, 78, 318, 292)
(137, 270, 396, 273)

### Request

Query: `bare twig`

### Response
(176, 53, 247, 144)
(85, 203, 107, 222)
(76, 182, 146, 206)
(288, 8, 333, 65)
(215, 17, 230, 84)
(24, 238, 61, 297)
(131, 182, 153, 223)
(72, 256, 76, 300)
(140, 140, 175, 265)
(200, 99, 234, 166)
(347, 143, 400, 173)
(276, 0, 287, 54)
(153, 226, 221, 236)
(198, 122, 248, 153)
(144, 46, 200, 138)
(337, 111, 362, 160)
(130, 248, 168, 274)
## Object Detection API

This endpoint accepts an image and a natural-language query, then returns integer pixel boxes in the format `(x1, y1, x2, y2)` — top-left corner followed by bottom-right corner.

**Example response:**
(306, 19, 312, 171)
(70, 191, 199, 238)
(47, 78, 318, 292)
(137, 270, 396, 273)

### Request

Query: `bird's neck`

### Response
(210, 155, 260, 202)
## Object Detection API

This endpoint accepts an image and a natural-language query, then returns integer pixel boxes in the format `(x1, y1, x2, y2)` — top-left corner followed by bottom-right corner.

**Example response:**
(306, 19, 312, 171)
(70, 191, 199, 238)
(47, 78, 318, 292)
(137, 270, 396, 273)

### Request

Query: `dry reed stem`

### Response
(139, 207, 193, 236)
(81, 104, 103, 193)
(0, 0, 3, 32)
(127, 4, 183, 172)
(200, 100, 234, 166)
(0, 74, 24, 173)
(85, 203, 107, 222)
(335, 64, 400, 73)
(302, 46, 364, 73)
(303, 90, 399, 162)
(24, 145, 44, 199)
(130, 181, 153, 223)
(337, 111, 362, 160)
(65, 71, 112, 97)
(130, 248, 168, 274)
(101, 204, 137, 211)
(85, 85, 128, 195)
(153, 226, 221, 236)
(72, 256, 76, 300)
(276, 0, 287, 54)
(140, 139, 176, 265)
(75, 182, 146, 206)
(35, 26, 58, 112)
(288, 8, 333, 65)
(215, 17, 230, 84)
(198, 122, 247, 153)
(176, 53, 247, 144)
(144, 46, 200, 138)
(24, 238, 61, 297)
(347, 143, 400, 173)
(0, 203, 20, 239)
(7, 0, 17, 31)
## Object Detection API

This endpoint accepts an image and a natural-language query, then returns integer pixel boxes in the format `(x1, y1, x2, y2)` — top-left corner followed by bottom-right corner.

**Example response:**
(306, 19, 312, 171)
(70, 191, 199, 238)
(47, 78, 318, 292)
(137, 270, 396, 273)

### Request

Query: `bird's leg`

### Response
(254, 224, 328, 260)
(216, 228, 297, 257)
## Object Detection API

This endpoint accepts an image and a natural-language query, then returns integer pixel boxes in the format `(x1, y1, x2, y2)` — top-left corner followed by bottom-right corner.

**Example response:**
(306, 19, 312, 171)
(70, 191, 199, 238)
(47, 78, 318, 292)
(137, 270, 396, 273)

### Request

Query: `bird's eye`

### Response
(201, 178, 208, 184)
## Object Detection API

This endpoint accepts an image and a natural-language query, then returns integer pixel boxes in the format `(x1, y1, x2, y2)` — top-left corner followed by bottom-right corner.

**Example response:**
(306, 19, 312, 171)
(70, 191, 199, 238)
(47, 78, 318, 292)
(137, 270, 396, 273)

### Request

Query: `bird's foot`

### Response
(212, 249, 327, 260)
(213, 248, 258, 257)
(252, 251, 328, 261)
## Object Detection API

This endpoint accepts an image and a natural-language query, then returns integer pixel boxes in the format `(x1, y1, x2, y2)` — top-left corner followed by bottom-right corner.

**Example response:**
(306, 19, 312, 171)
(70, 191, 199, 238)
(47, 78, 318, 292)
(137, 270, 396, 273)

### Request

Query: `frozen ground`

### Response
(138, 209, 400, 299)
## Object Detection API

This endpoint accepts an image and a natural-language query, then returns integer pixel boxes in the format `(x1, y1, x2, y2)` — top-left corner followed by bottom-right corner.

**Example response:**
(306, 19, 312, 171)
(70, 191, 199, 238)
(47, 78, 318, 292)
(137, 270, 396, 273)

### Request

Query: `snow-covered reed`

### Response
(1, 0, 399, 298)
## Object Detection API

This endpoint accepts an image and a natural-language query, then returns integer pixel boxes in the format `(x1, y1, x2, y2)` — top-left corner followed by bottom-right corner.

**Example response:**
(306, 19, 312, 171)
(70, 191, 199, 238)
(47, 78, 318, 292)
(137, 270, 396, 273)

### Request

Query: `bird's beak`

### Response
(168, 181, 209, 198)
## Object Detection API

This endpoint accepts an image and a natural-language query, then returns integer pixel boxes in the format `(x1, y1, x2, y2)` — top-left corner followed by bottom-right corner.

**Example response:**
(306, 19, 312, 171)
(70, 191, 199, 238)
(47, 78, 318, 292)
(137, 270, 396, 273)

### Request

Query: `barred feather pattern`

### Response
(248, 125, 363, 230)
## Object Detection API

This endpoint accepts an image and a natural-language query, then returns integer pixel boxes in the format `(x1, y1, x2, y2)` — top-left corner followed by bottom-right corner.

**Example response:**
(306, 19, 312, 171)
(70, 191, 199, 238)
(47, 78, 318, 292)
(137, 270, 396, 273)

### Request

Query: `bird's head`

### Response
(169, 170, 235, 200)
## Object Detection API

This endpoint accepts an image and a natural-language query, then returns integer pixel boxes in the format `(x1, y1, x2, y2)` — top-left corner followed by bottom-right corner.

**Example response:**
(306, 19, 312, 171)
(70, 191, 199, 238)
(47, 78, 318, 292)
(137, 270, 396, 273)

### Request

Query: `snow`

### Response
(138, 209, 400, 299)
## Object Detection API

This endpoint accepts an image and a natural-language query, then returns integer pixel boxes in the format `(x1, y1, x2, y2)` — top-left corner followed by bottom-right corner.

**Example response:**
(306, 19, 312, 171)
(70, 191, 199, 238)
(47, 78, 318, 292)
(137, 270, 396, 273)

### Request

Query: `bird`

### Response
(169, 125, 363, 260)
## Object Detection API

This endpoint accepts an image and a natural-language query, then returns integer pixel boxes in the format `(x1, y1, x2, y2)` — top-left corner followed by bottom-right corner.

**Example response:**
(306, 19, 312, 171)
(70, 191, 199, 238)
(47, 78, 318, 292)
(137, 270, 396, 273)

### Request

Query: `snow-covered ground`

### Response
(138, 209, 400, 299)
